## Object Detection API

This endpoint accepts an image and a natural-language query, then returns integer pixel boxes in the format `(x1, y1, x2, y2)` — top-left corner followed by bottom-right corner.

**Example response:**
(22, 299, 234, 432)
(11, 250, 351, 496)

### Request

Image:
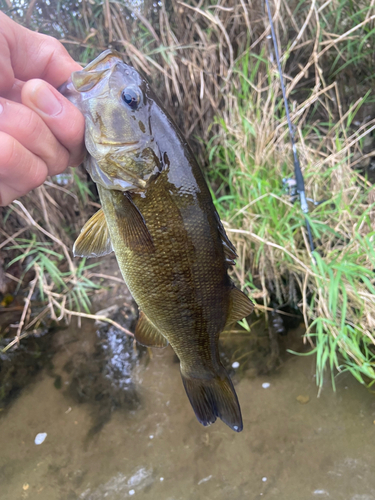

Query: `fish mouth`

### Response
(83, 50, 122, 72)
(60, 51, 126, 102)
(99, 140, 140, 149)
(63, 50, 121, 97)
(95, 140, 143, 157)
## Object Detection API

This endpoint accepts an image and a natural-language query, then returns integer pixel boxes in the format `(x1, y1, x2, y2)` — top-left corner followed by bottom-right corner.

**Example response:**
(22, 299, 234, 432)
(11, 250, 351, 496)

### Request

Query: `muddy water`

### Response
(1, 314, 375, 500)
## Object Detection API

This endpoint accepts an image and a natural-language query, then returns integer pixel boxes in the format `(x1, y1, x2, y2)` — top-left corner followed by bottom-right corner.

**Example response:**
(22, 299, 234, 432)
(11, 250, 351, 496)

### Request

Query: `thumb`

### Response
(21, 79, 85, 168)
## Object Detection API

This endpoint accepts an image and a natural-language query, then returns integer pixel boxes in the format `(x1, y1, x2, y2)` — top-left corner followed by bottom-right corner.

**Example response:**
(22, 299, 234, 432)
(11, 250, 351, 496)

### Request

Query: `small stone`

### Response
(34, 433, 47, 445)
(23, 484, 29, 491)
(262, 383, 270, 389)
(296, 395, 310, 404)
(262, 477, 267, 482)
(160, 477, 164, 482)
(313, 490, 329, 496)
(232, 361, 240, 369)
(129, 490, 135, 496)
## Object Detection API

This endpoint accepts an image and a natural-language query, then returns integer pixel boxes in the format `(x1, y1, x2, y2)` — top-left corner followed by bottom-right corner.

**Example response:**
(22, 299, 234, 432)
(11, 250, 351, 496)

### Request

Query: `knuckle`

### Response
(0, 134, 18, 169)
(23, 110, 43, 143)
(50, 147, 70, 175)
(29, 156, 48, 188)
(65, 110, 85, 146)
(45, 36, 61, 52)
(0, 132, 48, 193)
(24, 153, 48, 190)
(56, 106, 85, 166)
(68, 153, 84, 169)
(22, 155, 47, 189)
(0, 186, 15, 207)
(29, 162, 48, 188)
(38, 36, 68, 77)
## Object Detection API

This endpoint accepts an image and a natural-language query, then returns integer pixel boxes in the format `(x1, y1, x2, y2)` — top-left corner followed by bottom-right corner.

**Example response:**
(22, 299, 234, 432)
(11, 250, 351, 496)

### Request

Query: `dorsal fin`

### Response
(135, 311, 169, 348)
(226, 287, 254, 325)
(73, 208, 113, 258)
(213, 210, 237, 266)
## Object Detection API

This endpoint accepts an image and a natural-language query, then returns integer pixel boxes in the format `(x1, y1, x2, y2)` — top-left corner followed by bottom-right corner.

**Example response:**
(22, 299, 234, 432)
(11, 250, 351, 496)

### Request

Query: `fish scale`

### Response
(62, 49, 254, 431)
(99, 172, 226, 350)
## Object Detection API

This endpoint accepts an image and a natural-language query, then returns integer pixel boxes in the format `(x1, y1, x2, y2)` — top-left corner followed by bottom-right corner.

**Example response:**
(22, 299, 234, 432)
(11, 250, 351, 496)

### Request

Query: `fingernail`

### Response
(0, 102, 3, 115)
(30, 83, 62, 116)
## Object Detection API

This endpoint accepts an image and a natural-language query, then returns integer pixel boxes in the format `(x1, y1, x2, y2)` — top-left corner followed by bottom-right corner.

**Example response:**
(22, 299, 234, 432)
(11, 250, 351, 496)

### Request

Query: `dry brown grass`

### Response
(1, 0, 375, 387)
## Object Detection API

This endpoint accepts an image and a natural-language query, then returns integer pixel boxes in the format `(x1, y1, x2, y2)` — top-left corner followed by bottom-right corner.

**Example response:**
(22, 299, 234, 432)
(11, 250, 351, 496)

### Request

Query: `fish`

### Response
(61, 50, 254, 432)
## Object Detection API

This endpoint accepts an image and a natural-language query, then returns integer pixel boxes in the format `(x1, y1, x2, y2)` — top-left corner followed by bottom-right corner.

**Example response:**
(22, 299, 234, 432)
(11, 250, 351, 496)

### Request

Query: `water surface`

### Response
(1, 315, 375, 500)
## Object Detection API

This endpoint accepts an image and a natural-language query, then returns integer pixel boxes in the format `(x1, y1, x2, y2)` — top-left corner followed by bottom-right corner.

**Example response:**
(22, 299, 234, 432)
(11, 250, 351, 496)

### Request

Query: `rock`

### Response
(63, 303, 146, 439)
(296, 395, 310, 404)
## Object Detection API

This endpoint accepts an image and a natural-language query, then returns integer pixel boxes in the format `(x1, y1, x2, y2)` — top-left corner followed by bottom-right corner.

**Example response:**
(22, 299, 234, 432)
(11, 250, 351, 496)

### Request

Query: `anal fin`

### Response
(73, 208, 113, 258)
(226, 287, 254, 325)
(135, 312, 168, 348)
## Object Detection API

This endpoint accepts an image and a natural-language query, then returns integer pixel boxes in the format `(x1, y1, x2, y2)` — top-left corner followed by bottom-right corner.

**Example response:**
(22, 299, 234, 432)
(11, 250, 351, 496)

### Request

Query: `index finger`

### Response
(0, 12, 82, 93)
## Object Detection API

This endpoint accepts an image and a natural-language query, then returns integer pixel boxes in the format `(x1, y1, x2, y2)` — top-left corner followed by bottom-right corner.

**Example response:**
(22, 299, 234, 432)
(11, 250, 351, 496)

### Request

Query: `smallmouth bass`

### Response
(62, 50, 253, 432)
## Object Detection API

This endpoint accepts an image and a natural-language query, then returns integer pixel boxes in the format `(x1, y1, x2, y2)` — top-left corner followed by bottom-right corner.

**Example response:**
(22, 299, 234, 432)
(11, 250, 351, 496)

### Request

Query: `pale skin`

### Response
(0, 12, 85, 206)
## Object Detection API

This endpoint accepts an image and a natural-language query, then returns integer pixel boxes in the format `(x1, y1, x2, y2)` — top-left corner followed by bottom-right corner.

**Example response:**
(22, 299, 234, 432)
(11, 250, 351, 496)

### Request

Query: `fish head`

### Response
(61, 50, 160, 191)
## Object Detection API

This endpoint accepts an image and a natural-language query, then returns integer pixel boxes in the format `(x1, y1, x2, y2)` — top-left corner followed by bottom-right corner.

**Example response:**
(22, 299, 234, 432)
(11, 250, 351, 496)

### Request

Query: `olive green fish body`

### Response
(62, 51, 253, 431)
(98, 165, 230, 378)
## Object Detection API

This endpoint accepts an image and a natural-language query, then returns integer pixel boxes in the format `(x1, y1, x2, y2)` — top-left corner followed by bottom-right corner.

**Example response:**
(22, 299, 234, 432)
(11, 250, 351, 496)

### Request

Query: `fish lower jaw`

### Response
(100, 140, 140, 150)
(91, 141, 141, 159)
(85, 155, 146, 191)
(94, 173, 146, 191)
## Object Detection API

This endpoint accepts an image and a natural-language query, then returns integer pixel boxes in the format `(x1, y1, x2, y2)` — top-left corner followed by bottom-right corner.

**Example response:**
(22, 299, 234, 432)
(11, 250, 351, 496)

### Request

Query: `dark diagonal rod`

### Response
(264, 0, 315, 255)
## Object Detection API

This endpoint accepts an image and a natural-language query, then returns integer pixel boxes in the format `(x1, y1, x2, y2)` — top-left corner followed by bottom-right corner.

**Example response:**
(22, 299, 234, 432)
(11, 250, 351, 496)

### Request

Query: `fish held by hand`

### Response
(61, 50, 254, 432)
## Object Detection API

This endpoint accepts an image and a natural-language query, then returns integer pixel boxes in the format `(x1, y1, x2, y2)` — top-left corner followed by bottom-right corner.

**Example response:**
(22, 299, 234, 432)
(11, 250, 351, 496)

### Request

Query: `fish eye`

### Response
(121, 87, 140, 109)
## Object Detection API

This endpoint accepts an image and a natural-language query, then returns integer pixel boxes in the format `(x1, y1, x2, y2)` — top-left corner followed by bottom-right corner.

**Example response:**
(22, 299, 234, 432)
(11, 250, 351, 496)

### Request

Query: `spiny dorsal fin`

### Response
(135, 311, 169, 348)
(214, 210, 237, 266)
(73, 208, 113, 258)
(115, 192, 154, 253)
(226, 287, 254, 325)
(222, 240, 237, 266)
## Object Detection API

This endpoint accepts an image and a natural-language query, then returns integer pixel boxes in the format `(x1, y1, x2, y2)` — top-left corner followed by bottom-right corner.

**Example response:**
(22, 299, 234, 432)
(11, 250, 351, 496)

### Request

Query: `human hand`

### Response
(0, 12, 85, 206)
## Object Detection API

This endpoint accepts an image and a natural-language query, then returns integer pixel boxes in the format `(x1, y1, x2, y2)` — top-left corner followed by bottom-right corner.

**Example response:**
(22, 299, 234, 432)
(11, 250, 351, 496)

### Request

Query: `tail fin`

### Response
(181, 366, 243, 432)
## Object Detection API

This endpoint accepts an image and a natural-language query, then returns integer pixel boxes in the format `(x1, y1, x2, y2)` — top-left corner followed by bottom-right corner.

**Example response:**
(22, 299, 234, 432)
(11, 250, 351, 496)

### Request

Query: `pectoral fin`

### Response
(226, 287, 254, 325)
(114, 192, 154, 252)
(73, 208, 113, 258)
(135, 312, 169, 348)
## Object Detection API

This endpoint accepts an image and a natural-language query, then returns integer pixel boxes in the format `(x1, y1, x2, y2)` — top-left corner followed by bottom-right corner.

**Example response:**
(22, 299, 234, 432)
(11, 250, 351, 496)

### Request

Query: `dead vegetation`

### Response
(1, 0, 375, 387)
